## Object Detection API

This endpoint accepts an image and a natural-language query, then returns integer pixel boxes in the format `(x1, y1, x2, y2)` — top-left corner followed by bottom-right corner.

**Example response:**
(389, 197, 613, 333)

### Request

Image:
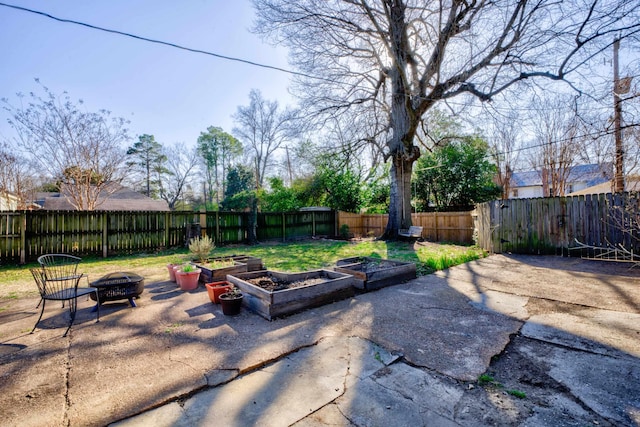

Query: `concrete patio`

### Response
(1, 254, 639, 426)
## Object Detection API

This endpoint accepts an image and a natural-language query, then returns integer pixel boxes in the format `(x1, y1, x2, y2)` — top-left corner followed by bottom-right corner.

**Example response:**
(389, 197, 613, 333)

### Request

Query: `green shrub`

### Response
(340, 224, 350, 239)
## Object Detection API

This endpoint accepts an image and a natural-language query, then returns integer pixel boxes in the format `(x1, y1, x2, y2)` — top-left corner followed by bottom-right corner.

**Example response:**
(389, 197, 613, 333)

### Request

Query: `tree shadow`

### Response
(0, 254, 638, 426)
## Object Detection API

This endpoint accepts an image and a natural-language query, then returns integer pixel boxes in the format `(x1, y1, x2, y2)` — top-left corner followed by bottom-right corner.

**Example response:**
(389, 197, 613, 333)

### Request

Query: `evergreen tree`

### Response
(126, 134, 168, 198)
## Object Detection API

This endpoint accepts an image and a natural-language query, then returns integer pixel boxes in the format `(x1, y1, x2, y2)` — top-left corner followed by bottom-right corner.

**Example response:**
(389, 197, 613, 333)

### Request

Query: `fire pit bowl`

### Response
(90, 272, 144, 308)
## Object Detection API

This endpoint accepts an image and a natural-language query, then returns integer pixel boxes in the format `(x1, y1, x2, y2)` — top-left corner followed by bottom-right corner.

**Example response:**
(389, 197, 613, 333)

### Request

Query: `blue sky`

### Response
(0, 1, 293, 148)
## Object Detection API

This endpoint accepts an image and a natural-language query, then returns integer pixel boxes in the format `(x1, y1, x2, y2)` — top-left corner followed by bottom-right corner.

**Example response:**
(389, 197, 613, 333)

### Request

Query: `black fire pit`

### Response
(90, 272, 144, 309)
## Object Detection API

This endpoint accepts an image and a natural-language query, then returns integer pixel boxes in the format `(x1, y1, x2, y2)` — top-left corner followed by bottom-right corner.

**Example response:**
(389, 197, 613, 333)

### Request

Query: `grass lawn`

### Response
(0, 239, 485, 300)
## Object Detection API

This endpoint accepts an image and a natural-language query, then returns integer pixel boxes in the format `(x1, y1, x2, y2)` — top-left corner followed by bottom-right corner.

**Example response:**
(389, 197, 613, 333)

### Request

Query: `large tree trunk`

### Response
(384, 147, 420, 239)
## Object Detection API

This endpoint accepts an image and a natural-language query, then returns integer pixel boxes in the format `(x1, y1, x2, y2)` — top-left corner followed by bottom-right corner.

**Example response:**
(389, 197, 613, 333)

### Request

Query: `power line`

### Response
(4, 2, 639, 116)
(0, 2, 332, 83)
(3, 1, 638, 157)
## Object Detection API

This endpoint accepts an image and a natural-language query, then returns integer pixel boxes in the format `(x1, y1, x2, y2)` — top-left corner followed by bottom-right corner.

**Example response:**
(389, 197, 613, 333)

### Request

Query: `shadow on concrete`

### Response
(0, 253, 639, 426)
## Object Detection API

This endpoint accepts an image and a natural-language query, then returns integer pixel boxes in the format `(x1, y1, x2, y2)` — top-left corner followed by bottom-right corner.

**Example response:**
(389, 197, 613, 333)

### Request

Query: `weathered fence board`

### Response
(0, 210, 339, 264)
(336, 211, 474, 244)
(475, 193, 640, 255)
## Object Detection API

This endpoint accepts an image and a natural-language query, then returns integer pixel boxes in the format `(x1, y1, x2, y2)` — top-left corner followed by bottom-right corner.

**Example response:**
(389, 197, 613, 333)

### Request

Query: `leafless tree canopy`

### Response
(484, 110, 521, 199)
(0, 141, 38, 209)
(233, 89, 298, 189)
(157, 144, 200, 210)
(3, 82, 130, 210)
(528, 94, 584, 196)
(253, 0, 640, 236)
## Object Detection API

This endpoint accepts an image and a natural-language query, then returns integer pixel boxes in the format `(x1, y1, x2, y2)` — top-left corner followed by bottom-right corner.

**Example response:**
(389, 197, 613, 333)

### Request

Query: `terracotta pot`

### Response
(167, 264, 178, 282)
(219, 292, 243, 315)
(176, 269, 201, 291)
(205, 281, 233, 304)
(173, 265, 182, 286)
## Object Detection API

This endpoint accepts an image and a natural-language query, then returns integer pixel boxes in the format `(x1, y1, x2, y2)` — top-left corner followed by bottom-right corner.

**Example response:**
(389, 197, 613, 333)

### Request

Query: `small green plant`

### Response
(478, 373, 501, 387)
(181, 263, 196, 273)
(339, 223, 350, 239)
(221, 285, 242, 298)
(374, 351, 383, 363)
(207, 258, 235, 269)
(165, 322, 183, 334)
(507, 389, 527, 399)
(168, 256, 185, 265)
(189, 235, 215, 263)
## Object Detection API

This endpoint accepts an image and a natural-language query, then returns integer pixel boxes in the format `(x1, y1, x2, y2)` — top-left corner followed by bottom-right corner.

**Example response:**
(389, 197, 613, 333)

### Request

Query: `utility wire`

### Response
(0, 1, 333, 83)
(3, 2, 638, 114)
(3, 1, 638, 164)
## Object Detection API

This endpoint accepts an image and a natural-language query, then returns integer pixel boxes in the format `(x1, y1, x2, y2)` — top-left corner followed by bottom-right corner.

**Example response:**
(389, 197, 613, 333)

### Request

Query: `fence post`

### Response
(20, 211, 26, 265)
(312, 212, 316, 237)
(102, 212, 108, 258)
(164, 212, 170, 248)
(434, 212, 438, 241)
(282, 212, 286, 242)
(199, 209, 207, 237)
(215, 211, 220, 244)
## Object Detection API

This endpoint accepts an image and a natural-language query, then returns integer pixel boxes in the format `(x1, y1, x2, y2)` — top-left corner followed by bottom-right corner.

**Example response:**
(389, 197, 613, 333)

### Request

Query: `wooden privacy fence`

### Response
(0, 210, 336, 264)
(337, 211, 474, 244)
(474, 193, 640, 255)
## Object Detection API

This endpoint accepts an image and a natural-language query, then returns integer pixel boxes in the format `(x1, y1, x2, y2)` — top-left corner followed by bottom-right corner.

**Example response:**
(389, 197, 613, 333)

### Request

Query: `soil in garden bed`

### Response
(355, 259, 402, 273)
(245, 274, 328, 291)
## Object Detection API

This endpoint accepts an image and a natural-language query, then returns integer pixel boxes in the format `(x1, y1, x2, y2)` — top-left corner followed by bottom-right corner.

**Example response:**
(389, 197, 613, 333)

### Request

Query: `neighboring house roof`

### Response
(511, 163, 613, 188)
(34, 183, 169, 211)
(568, 175, 640, 196)
(511, 170, 541, 187)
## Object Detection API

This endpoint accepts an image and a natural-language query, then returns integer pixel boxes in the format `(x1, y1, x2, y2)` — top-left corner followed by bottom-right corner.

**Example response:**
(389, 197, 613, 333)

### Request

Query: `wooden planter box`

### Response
(226, 270, 355, 320)
(207, 255, 263, 271)
(196, 261, 248, 285)
(334, 257, 416, 291)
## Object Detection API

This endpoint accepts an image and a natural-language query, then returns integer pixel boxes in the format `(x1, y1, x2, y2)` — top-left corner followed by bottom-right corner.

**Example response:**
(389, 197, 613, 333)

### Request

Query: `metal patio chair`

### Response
(31, 254, 100, 336)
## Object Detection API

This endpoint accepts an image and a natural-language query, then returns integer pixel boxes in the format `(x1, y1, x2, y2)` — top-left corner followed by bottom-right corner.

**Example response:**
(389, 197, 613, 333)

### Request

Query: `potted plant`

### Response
(205, 281, 233, 304)
(176, 263, 201, 291)
(219, 286, 243, 315)
(188, 235, 214, 264)
(167, 257, 184, 282)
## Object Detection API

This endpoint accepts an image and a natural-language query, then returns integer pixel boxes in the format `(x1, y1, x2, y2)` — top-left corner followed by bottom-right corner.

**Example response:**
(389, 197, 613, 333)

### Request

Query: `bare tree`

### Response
(157, 144, 199, 210)
(233, 90, 298, 243)
(3, 81, 129, 210)
(253, 0, 640, 238)
(528, 95, 583, 197)
(0, 141, 38, 209)
(233, 89, 297, 189)
(486, 110, 521, 199)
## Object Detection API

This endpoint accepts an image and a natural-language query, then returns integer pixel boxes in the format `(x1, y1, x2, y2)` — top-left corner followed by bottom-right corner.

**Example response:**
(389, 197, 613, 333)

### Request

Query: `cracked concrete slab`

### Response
(351, 277, 523, 381)
(335, 362, 463, 427)
(113, 336, 397, 427)
(522, 310, 640, 357)
(439, 255, 640, 313)
(2, 253, 640, 426)
(520, 341, 640, 426)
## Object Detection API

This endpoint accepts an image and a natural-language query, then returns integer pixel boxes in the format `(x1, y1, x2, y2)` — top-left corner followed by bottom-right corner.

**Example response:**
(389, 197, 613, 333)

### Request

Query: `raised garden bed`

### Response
(195, 261, 248, 285)
(207, 255, 263, 271)
(226, 270, 355, 320)
(334, 256, 416, 291)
